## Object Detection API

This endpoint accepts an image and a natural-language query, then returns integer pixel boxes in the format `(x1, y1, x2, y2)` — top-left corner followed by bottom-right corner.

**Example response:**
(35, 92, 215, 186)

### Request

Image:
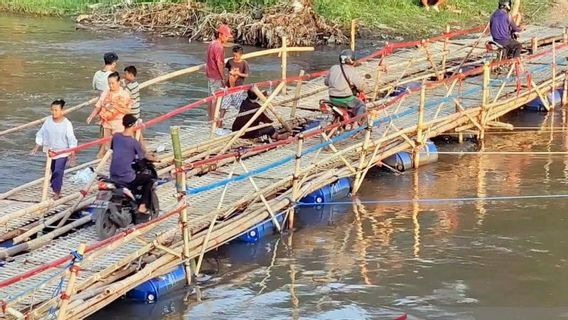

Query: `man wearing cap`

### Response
(206, 24, 232, 134)
(93, 52, 119, 92)
(490, 0, 523, 58)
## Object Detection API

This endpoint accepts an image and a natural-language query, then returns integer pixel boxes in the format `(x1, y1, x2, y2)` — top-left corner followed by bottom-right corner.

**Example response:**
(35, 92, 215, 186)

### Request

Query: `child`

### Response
(122, 65, 144, 144)
(123, 66, 140, 120)
(216, 45, 250, 135)
(92, 52, 119, 92)
(226, 45, 249, 88)
(31, 99, 78, 199)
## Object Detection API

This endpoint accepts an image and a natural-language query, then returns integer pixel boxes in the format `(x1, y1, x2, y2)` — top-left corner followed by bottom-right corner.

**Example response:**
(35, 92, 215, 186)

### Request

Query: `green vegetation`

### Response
(0, 0, 554, 36)
(314, 0, 553, 35)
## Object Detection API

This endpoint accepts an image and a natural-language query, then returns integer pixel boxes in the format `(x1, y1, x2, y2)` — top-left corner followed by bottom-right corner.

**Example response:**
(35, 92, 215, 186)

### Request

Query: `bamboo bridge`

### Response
(0, 24, 566, 319)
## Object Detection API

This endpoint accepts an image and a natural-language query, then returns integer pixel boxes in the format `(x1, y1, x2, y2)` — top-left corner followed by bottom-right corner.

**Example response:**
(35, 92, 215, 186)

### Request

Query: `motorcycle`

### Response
(319, 90, 367, 131)
(93, 159, 160, 240)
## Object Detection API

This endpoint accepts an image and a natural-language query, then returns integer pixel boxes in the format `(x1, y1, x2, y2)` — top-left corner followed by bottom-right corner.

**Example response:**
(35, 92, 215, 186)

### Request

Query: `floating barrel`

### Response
(525, 89, 563, 111)
(383, 140, 438, 172)
(126, 265, 186, 303)
(300, 177, 352, 205)
(237, 211, 285, 243)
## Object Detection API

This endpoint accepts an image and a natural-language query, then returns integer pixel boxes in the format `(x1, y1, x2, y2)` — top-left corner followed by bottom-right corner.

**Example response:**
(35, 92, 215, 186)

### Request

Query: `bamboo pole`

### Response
(57, 243, 86, 320)
(281, 37, 288, 95)
(563, 70, 568, 106)
(289, 133, 304, 229)
(41, 155, 52, 201)
(531, 37, 538, 54)
(441, 25, 451, 79)
(252, 86, 293, 132)
(371, 53, 388, 101)
(480, 63, 491, 140)
(413, 82, 426, 168)
(352, 114, 373, 194)
(239, 160, 282, 232)
(564, 27, 568, 45)
(171, 126, 192, 285)
(219, 82, 284, 154)
(350, 20, 357, 52)
(195, 163, 235, 275)
(290, 70, 305, 118)
(209, 97, 223, 138)
(552, 40, 557, 108)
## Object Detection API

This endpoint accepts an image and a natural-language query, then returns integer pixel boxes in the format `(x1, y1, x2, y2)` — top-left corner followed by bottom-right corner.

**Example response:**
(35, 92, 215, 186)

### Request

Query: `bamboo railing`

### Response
(1, 26, 567, 320)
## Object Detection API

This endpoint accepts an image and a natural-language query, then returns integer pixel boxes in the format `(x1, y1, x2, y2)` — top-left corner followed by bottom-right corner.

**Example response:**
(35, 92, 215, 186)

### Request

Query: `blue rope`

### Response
(296, 193, 568, 206)
(186, 55, 565, 196)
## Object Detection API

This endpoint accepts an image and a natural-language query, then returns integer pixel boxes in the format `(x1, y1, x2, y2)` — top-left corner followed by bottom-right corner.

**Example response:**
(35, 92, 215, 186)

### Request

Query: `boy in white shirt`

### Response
(31, 99, 78, 199)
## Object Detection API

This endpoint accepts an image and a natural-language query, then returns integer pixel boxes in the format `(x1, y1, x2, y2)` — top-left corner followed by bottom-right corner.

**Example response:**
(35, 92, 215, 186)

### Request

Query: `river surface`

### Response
(3, 14, 568, 320)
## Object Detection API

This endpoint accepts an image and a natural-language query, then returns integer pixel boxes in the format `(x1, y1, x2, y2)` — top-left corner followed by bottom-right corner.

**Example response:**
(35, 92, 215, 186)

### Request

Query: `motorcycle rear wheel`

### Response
(95, 208, 118, 240)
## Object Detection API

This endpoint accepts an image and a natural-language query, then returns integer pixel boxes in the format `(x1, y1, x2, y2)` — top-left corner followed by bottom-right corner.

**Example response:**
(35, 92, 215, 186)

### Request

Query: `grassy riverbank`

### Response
(0, 0, 554, 35)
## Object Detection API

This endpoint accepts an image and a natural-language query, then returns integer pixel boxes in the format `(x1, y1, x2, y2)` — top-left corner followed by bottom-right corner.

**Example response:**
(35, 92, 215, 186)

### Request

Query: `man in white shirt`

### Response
(92, 52, 119, 92)
(31, 99, 78, 199)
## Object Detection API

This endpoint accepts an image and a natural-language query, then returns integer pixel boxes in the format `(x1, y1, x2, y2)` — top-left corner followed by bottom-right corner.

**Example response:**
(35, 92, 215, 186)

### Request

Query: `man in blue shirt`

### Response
(109, 114, 156, 215)
(490, 0, 523, 58)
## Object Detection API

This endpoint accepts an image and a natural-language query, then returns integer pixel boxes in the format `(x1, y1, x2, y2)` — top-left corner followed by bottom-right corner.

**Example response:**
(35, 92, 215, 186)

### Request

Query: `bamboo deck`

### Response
(0, 25, 566, 319)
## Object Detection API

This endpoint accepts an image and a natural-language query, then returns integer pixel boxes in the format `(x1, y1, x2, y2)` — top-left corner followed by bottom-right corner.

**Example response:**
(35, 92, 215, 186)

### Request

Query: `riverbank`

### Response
(0, 0, 556, 45)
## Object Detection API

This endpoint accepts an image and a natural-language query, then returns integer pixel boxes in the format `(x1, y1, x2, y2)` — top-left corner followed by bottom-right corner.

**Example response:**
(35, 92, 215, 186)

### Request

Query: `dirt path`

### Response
(544, 0, 568, 27)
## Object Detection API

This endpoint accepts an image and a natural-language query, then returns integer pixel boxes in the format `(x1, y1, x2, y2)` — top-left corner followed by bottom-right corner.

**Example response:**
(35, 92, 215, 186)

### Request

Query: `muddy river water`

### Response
(2, 14, 568, 320)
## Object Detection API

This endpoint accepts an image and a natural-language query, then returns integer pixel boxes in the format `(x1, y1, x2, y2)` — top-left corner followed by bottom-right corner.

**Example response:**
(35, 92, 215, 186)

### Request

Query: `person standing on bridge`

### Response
(206, 24, 233, 135)
(31, 99, 78, 200)
(490, 0, 524, 58)
(87, 72, 133, 158)
(324, 49, 367, 118)
(92, 52, 119, 92)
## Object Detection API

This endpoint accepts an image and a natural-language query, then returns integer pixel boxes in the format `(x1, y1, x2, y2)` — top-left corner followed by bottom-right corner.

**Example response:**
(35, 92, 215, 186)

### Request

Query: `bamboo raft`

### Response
(0, 24, 567, 319)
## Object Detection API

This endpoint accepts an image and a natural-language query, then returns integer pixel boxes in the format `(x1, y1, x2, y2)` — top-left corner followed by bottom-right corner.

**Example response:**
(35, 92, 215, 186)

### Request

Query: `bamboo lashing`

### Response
(57, 243, 86, 320)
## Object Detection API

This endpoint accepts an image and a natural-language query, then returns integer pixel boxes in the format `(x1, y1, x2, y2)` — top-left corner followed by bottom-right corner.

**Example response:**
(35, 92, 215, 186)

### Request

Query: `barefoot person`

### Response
(31, 99, 78, 199)
(205, 24, 233, 134)
(87, 71, 132, 158)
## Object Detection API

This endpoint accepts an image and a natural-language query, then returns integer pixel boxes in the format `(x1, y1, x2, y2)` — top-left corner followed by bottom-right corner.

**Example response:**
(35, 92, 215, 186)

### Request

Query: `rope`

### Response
(296, 193, 568, 206)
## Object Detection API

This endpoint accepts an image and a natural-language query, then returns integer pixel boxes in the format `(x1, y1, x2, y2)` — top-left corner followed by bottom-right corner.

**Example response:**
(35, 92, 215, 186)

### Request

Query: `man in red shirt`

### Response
(206, 24, 233, 134)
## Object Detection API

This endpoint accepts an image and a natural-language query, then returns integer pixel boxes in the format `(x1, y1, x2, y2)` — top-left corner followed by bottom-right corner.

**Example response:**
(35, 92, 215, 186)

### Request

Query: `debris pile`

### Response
(78, 1, 346, 48)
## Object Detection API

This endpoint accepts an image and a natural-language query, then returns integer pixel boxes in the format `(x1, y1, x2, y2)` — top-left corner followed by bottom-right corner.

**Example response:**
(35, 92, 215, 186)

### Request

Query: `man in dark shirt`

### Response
(232, 90, 288, 141)
(490, 0, 523, 58)
(110, 114, 156, 214)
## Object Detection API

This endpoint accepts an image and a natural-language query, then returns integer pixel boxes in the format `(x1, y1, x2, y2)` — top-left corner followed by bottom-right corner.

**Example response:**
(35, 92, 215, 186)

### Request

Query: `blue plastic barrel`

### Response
(382, 140, 438, 171)
(526, 89, 563, 111)
(237, 211, 285, 243)
(416, 140, 438, 167)
(383, 151, 413, 172)
(300, 177, 352, 204)
(126, 265, 186, 303)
